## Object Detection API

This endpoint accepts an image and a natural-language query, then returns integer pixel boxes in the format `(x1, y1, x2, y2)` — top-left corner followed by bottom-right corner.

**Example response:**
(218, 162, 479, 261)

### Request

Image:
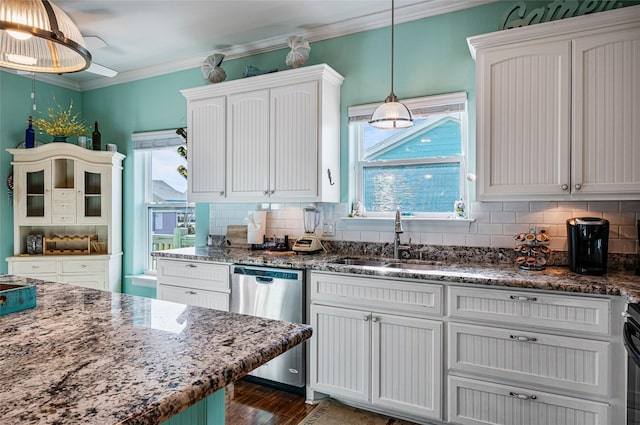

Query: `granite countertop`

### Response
(0, 275, 312, 425)
(153, 247, 640, 303)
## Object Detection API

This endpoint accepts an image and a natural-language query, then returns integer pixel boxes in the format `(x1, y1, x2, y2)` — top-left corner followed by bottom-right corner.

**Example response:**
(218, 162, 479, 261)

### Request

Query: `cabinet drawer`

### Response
(62, 274, 106, 291)
(448, 376, 609, 425)
(10, 260, 58, 275)
(52, 189, 75, 201)
(448, 323, 610, 396)
(157, 259, 230, 292)
(448, 286, 610, 335)
(52, 202, 75, 215)
(310, 272, 442, 316)
(61, 260, 106, 274)
(51, 214, 75, 224)
(157, 284, 230, 311)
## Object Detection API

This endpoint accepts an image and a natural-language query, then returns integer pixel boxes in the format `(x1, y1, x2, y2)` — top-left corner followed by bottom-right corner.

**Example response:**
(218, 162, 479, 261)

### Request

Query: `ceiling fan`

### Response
(83, 36, 118, 78)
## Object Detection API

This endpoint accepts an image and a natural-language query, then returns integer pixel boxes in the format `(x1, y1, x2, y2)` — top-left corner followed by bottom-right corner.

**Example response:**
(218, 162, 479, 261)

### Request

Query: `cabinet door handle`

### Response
(263, 190, 270, 195)
(561, 184, 568, 191)
(185, 264, 197, 268)
(219, 191, 225, 196)
(510, 335, 537, 342)
(508, 391, 537, 400)
(371, 316, 379, 322)
(270, 190, 275, 195)
(185, 290, 197, 295)
(363, 315, 369, 321)
(509, 295, 537, 302)
(574, 183, 582, 190)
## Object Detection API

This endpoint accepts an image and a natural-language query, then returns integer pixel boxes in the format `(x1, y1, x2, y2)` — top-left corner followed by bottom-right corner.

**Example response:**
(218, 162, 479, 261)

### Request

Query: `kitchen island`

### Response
(0, 274, 312, 425)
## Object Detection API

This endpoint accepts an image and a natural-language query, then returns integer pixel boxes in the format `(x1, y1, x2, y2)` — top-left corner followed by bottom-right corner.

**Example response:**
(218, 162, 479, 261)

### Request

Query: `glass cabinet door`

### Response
(76, 164, 108, 224)
(17, 162, 51, 224)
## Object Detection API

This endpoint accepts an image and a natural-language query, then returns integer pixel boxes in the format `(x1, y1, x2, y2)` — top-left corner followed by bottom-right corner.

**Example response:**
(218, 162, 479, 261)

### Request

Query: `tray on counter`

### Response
(0, 283, 36, 316)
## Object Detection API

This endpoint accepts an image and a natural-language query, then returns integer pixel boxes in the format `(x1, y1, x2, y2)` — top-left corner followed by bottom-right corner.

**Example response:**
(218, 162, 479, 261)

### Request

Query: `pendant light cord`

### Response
(390, 0, 395, 97)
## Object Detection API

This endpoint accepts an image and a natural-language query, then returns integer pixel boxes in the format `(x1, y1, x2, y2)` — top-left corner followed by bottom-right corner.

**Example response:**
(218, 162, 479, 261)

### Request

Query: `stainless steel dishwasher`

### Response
(230, 265, 305, 389)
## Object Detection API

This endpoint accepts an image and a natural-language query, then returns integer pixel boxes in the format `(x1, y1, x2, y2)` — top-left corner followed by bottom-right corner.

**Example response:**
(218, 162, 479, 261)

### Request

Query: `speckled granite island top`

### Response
(0, 274, 312, 425)
(153, 247, 640, 303)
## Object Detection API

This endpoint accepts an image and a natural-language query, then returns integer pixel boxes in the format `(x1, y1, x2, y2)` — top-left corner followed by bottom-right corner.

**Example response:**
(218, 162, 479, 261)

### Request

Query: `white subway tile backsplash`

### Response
(491, 211, 516, 224)
(530, 201, 558, 212)
(209, 200, 638, 254)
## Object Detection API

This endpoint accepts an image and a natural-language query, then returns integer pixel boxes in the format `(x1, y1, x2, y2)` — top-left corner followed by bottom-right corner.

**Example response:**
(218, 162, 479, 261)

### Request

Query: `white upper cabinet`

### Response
(187, 96, 226, 201)
(469, 6, 640, 201)
(181, 64, 344, 203)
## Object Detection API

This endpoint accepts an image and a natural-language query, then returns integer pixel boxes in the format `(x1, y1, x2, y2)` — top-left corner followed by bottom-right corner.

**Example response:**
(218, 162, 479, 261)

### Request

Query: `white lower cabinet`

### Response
(156, 258, 230, 311)
(447, 286, 624, 425)
(448, 376, 610, 425)
(309, 272, 443, 421)
(7, 255, 121, 292)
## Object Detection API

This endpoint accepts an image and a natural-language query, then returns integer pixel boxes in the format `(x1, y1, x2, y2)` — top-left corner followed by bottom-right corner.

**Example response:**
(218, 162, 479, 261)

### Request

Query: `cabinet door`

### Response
(157, 284, 230, 311)
(372, 314, 442, 420)
(76, 163, 109, 225)
(188, 96, 226, 201)
(14, 161, 51, 225)
(476, 41, 571, 200)
(227, 89, 270, 200)
(310, 304, 370, 401)
(270, 81, 319, 199)
(572, 29, 640, 198)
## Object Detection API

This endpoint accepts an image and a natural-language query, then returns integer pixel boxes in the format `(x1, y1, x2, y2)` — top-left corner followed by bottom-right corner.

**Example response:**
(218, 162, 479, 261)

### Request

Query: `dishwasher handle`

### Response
(256, 276, 273, 284)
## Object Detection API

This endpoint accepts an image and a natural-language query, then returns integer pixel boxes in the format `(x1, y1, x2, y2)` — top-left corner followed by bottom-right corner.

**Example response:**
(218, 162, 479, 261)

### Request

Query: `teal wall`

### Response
(1, 1, 638, 291)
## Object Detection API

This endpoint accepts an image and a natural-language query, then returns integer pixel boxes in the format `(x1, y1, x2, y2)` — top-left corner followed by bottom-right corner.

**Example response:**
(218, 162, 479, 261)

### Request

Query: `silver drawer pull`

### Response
(509, 295, 537, 302)
(510, 335, 537, 342)
(185, 264, 197, 268)
(185, 290, 197, 295)
(508, 391, 537, 400)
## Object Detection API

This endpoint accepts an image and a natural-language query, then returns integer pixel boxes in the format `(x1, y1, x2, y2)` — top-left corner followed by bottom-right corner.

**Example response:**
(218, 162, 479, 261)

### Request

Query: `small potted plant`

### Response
(33, 100, 88, 143)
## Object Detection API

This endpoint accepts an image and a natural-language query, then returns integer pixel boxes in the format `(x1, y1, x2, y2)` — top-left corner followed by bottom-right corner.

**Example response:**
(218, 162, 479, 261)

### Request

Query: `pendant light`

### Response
(0, 0, 91, 74)
(369, 0, 413, 129)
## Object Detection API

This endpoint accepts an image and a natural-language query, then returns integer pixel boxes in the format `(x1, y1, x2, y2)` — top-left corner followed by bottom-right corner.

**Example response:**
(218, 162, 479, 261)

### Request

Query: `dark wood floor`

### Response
(226, 379, 317, 425)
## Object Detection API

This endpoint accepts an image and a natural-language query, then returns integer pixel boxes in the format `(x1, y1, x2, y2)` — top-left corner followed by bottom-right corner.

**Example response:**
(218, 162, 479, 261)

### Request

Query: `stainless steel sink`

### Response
(384, 262, 438, 271)
(330, 258, 390, 267)
(330, 258, 438, 271)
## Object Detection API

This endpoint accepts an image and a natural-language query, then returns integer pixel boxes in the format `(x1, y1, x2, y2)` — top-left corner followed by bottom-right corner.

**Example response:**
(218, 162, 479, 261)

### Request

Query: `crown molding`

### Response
(9, 0, 497, 92)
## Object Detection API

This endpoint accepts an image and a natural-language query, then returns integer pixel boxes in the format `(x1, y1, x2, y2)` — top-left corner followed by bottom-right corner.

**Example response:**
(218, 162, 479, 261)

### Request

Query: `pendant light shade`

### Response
(0, 0, 91, 74)
(369, 0, 413, 129)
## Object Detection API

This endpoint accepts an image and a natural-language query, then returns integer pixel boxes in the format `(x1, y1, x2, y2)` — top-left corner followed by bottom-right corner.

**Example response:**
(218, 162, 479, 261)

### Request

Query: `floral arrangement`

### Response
(33, 100, 88, 137)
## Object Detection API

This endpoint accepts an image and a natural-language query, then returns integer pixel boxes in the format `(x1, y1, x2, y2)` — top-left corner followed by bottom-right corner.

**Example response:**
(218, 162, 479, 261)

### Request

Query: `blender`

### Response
(293, 207, 323, 253)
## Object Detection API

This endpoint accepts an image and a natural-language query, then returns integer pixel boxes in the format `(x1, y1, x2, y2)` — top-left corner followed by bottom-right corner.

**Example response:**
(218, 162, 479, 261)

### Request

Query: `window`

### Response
(349, 92, 467, 217)
(133, 130, 194, 272)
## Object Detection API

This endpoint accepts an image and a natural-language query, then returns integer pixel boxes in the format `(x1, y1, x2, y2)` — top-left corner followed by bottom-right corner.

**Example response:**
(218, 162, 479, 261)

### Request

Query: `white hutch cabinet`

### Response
(468, 6, 640, 201)
(6, 143, 124, 292)
(181, 63, 344, 203)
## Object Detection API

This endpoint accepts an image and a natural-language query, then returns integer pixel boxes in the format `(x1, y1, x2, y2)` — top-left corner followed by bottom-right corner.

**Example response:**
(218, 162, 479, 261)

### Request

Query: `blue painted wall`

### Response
(1, 1, 638, 292)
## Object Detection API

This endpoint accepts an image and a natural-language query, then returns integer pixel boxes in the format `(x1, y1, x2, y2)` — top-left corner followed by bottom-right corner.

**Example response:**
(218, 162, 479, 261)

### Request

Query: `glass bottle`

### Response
(92, 121, 101, 151)
(25, 116, 35, 148)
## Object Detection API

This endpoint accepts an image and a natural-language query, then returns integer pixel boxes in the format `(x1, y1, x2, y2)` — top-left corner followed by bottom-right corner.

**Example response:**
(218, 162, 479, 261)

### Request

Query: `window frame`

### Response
(133, 129, 193, 274)
(349, 92, 468, 218)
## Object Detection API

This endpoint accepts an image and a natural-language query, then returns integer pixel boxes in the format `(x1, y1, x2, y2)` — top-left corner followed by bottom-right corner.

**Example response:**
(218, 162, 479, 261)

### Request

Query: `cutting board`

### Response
(225, 225, 251, 248)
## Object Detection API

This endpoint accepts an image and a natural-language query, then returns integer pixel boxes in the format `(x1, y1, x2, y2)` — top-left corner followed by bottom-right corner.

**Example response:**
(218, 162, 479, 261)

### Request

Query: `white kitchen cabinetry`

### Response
(156, 258, 230, 311)
(447, 286, 624, 425)
(183, 96, 226, 201)
(468, 6, 640, 201)
(309, 272, 443, 421)
(181, 64, 344, 203)
(6, 143, 124, 292)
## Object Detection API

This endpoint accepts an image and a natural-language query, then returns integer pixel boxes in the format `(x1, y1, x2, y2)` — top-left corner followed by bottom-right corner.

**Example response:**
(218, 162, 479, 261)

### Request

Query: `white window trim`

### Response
(349, 92, 469, 218)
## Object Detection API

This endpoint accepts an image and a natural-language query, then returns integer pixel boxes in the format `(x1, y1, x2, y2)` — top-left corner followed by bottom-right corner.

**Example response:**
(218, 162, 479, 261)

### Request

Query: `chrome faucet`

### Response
(394, 207, 404, 259)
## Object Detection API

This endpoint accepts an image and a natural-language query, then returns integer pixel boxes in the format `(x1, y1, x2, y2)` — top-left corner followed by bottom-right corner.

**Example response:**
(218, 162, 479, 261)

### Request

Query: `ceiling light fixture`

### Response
(0, 0, 91, 74)
(369, 0, 413, 129)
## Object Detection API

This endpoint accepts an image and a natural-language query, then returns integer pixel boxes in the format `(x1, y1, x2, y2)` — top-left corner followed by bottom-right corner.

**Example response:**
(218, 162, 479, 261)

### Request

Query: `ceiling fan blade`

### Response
(87, 62, 118, 77)
(84, 36, 108, 50)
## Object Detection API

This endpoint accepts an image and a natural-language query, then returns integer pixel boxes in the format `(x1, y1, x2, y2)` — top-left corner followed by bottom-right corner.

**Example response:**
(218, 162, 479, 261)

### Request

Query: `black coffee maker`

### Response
(567, 217, 609, 275)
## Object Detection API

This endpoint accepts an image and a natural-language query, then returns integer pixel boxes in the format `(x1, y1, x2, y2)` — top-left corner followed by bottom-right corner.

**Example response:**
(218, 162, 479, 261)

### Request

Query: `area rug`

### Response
(298, 398, 419, 425)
